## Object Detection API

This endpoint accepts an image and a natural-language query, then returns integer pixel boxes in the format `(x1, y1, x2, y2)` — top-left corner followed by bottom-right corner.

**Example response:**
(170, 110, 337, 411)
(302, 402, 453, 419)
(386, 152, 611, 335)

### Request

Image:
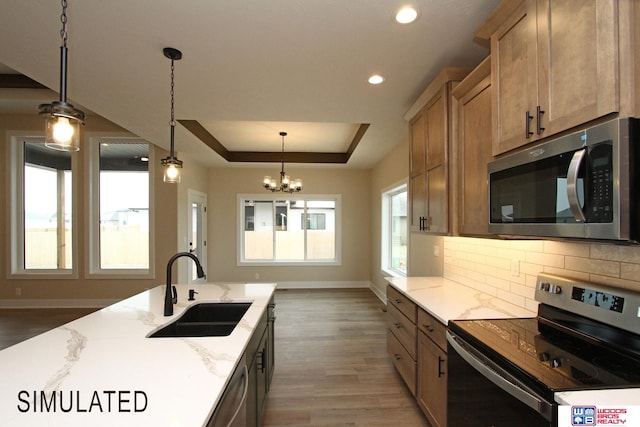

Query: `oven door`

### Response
(446, 330, 556, 426)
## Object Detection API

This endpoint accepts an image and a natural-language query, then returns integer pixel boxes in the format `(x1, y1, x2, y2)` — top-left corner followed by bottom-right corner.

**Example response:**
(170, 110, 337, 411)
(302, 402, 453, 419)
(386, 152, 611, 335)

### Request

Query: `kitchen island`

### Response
(0, 282, 276, 426)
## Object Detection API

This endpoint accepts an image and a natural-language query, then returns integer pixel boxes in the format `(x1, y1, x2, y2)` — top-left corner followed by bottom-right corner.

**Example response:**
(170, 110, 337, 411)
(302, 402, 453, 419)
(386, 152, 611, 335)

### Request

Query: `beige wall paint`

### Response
(0, 114, 178, 304)
(175, 153, 210, 283)
(207, 167, 370, 284)
(369, 138, 409, 298)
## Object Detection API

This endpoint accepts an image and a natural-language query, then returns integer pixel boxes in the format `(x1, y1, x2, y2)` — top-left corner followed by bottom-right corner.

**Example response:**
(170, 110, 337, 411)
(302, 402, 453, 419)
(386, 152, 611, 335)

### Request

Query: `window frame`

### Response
(8, 132, 79, 278)
(86, 135, 156, 279)
(237, 193, 342, 266)
(381, 181, 408, 277)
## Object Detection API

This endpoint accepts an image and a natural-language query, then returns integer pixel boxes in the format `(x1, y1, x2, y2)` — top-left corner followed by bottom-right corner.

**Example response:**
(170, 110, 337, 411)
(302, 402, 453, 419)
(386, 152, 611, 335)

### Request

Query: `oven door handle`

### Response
(446, 330, 553, 422)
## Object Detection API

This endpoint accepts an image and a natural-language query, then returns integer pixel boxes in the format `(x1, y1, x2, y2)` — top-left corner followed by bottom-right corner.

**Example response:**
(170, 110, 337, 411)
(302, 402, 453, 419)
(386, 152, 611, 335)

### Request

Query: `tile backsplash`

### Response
(443, 237, 640, 313)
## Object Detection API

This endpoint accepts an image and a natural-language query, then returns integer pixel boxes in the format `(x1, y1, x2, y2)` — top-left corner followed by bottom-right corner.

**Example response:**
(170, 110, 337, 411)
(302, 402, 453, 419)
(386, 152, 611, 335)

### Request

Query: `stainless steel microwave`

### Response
(488, 118, 639, 242)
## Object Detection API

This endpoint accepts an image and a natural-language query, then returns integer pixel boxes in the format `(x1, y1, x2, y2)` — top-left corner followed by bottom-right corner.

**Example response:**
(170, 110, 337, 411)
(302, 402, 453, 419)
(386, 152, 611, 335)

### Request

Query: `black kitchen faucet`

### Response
(164, 252, 206, 316)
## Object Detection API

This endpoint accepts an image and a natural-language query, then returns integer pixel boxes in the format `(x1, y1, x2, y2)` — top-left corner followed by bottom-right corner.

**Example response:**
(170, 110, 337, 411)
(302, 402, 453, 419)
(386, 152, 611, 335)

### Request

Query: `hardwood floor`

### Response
(0, 307, 98, 350)
(0, 289, 428, 426)
(263, 288, 428, 427)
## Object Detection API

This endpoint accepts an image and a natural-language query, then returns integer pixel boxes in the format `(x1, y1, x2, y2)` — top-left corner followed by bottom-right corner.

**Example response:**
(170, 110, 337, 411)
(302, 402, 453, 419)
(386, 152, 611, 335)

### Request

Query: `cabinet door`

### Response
(536, 0, 618, 136)
(409, 173, 427, 232)
(425, 87, 446, 170)
(426, 165, 447, 234)
(492, 0, 538, 155)
(458, 70, 492, 235)
(410, 112, 426, 176)
(417, 332, 447, 427)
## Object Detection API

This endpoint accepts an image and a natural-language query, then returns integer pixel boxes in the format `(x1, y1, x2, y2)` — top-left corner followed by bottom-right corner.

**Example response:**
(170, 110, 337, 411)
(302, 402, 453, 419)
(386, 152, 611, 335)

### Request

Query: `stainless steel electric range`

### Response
(446, 273, 640, 426)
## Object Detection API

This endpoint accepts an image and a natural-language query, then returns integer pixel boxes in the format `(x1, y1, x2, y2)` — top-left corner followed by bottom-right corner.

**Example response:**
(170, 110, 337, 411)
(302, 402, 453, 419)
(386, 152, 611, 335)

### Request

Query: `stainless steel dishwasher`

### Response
(207, 354, 248, 427)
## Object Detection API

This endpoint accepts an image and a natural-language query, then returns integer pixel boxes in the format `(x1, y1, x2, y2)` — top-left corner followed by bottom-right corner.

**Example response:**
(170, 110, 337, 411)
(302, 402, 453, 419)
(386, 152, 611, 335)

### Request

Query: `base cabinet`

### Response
(417, 331, 447, 427)
(387, 286, 448, 425)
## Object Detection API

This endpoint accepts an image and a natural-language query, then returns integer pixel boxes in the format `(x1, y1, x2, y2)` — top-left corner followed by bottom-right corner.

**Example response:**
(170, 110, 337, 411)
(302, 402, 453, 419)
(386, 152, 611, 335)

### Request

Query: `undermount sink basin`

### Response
(149, 302, 251, 338)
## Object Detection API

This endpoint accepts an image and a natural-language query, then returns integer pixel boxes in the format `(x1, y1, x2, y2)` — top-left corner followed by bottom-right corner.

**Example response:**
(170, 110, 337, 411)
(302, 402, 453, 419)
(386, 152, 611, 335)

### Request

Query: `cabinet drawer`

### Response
(387, 329, 416, 396)
(386, 302, 417, 359)
(387, 286, 417, 323)
(418, 309, 447, 351)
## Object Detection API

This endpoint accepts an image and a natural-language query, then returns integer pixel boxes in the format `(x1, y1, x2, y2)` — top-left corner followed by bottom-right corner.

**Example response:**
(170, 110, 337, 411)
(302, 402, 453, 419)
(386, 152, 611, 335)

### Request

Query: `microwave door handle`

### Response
(567, 148, 587, 222)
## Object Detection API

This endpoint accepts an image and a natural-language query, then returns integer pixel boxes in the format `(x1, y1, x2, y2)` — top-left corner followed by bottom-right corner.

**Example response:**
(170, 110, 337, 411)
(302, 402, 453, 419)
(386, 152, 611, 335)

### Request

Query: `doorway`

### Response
(187, 189, 207, 283)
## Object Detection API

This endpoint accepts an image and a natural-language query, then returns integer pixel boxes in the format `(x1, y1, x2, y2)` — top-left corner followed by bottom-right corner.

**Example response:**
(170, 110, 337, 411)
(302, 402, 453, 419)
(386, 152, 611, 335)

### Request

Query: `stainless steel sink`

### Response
(149, 302, 251, 338)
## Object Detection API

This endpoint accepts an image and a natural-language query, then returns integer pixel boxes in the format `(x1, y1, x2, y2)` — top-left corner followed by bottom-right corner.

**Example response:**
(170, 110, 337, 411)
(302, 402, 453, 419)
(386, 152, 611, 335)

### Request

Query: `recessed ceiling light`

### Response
(368, 74, 385, 85)
(395, 6, 418, 24)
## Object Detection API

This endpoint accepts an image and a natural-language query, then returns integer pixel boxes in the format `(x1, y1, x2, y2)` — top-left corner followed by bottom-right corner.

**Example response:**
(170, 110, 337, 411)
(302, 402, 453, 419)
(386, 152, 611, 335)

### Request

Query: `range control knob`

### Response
(539, 282, 551, 292)
(538, 352, 550, 362)
(552, 285, 562, 294)
(550, 358, 563, 369)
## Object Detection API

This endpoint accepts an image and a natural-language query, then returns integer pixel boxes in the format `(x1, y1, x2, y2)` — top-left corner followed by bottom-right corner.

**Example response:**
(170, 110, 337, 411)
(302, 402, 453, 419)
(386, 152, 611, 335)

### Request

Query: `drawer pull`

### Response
(438, 356, 445, 378)
(423, 324, 435, 333)
(394, 322, 402, 329)
(394, 353, 401, 361)
(394, 298, 402, 304)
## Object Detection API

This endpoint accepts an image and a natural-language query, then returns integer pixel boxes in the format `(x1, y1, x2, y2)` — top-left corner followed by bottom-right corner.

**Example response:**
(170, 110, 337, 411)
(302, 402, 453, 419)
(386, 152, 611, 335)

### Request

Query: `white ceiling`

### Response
(0, 0, 497, 169)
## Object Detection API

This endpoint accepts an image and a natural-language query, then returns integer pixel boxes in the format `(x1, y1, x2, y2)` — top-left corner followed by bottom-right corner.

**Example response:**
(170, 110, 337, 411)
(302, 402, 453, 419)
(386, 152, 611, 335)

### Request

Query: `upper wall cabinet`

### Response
(491, 0, 633, 156)
(452, 57, 492, 236)
(406, 68, 470, 234)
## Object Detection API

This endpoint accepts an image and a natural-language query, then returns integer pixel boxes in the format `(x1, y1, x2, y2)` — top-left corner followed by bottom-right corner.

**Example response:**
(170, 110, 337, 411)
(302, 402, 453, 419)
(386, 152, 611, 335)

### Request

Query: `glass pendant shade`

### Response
(163, 163, 181, 183)
(42, 110, 82, 151)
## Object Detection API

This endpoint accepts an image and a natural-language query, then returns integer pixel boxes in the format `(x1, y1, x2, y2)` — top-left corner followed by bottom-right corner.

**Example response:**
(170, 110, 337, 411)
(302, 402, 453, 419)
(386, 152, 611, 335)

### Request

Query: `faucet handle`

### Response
(171, 285, 177, 304)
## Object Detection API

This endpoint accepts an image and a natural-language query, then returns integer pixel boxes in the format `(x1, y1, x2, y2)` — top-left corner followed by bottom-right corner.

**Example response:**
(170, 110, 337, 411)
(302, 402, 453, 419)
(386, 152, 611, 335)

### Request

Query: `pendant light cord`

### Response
(169, 57, 176, 156)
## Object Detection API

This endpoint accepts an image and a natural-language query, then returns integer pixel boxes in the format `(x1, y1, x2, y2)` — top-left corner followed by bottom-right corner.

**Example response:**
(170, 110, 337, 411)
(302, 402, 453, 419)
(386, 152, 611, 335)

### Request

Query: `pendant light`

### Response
(39, 0, 85, 152)
(262, 132, 302, 193)
(160, 47, 184, 184)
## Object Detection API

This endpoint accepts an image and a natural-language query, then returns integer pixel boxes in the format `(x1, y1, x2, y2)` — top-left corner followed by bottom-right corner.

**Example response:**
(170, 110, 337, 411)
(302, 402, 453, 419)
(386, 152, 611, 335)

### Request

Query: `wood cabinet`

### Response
(386, 285, 448, 425)
(452, 57, 493, 236)
(491, 0, 625, 155)
(245, 296, 275, 427)
(386, 285, 417, 395)
(406, 68, 469, 234)
(417, 309, 447, 427)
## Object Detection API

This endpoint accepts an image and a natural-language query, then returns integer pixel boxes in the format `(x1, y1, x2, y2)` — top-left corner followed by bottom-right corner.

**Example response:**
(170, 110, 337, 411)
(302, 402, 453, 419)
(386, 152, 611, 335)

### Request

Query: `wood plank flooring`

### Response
(0, 289, 428, 426)
(263, 288, 428, 427)
(0, 307, 97, 350)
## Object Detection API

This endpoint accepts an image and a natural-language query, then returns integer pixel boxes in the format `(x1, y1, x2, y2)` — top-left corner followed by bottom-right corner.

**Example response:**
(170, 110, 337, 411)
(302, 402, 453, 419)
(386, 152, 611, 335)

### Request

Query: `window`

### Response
(239, 195, 340, 265)
(89, 138, 154, 276)
(10, 136, 75, 275)
(382, 183, 407, 276)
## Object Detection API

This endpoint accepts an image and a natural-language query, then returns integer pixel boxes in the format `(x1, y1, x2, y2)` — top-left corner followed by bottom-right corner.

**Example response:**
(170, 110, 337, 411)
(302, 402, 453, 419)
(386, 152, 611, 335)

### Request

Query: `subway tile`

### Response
(520, 262, 545, 276)
(590, 244, 640, 263)
(542, 266, 590, 281)
(621, 263, 640, 281)
(511, 240, 545, 252)
(496, 289, 525, 307)
(543, 240, 590, 257)
(587, 259, 620, 278)
(565, 256, 590, 273)
(525, 251, 564, 268)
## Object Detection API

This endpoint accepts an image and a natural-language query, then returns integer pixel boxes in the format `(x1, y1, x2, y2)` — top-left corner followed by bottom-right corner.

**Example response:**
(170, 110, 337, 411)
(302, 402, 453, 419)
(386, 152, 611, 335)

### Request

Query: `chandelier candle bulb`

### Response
(262, 131, 303, 193)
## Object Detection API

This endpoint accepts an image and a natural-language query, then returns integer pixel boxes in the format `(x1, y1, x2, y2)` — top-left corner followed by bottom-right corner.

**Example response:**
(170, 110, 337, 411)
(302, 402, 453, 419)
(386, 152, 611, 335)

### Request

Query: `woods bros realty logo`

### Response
(567, 406, 632, 426)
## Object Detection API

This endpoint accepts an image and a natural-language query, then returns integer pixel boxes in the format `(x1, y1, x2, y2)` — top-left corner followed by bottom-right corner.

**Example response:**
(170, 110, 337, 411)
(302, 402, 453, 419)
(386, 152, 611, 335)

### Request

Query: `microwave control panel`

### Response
(586, 143, 613, 223)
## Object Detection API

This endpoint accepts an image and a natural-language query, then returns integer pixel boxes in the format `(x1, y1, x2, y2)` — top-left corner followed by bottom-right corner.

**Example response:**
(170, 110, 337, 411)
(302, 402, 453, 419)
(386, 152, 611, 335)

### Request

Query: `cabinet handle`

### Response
(536, 105, 545, 135)
(438, 356, 445, 378)
(423, 324, 434, 333)
(394, 353, 401, 361)
(525, 110, 534, 138)
(394, 298, 402, 304)
(419, 216, 425, 231)
(394, 322, 402, 329)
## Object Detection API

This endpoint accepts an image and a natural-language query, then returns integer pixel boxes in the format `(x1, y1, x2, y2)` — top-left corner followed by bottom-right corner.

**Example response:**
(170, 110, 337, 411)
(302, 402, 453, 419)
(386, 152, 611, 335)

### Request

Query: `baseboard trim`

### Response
(275, 281, 371, 289)
(0, 299, 116, 309)
(369, 284, 386, 304)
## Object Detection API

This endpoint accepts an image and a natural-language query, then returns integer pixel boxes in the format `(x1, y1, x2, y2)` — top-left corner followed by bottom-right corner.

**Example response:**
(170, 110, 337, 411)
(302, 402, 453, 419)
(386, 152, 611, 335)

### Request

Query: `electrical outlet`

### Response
(255, 273, 260, 280)
(15, 288, 21, 296)
(433, 245, 440, 257)
(511, 259, 520, 276)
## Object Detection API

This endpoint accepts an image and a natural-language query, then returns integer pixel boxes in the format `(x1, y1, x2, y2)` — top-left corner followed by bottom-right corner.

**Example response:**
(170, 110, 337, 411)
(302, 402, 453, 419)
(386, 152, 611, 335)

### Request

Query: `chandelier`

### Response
(160, 47, 184, 184)
(39, 0, 85, 152)
(262, 132, 302, 193)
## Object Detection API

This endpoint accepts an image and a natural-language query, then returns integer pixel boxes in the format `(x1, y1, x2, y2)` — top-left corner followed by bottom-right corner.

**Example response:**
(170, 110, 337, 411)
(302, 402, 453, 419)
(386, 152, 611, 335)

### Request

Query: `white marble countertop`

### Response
(385, 276, 536, 323)
(0, 282, 277, 427)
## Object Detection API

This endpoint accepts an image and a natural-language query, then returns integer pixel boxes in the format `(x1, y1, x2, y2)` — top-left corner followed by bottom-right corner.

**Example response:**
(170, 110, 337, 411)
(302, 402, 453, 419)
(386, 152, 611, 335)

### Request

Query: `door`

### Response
(187, 189, 207, 283)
